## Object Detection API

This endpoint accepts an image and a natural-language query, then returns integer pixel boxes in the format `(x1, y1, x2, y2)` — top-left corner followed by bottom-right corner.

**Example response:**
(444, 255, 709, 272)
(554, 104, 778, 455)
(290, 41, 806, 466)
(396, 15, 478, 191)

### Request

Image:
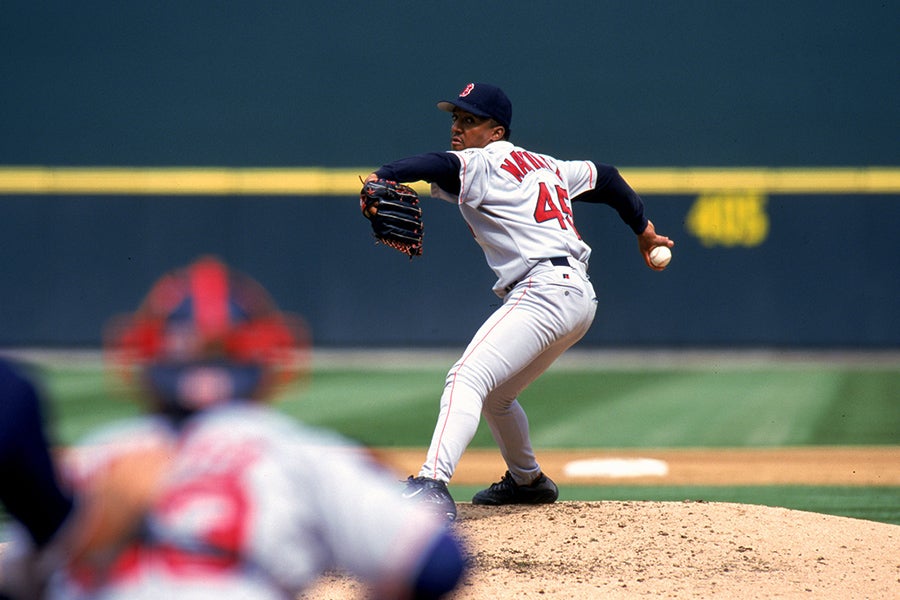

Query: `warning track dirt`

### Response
(372, 446, 900, 486)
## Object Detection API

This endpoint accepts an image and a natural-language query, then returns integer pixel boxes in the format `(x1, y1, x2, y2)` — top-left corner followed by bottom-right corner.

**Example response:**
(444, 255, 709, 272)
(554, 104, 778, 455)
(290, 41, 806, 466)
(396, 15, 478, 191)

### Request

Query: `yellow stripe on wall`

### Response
(0, 166, 898, 196)
(0, 167, 372, 196)
(623, 167, 900, 194)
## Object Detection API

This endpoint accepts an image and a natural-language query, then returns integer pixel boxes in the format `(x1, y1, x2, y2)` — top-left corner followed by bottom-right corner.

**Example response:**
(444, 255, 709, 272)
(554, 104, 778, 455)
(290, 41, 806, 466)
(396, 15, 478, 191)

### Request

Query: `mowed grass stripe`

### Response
(279, 370, 444, 446)
(523, 369, 848, 448)
(23, 361, 900, 448)
(38, 365, 140, 444)
(812, 370, 900, 444)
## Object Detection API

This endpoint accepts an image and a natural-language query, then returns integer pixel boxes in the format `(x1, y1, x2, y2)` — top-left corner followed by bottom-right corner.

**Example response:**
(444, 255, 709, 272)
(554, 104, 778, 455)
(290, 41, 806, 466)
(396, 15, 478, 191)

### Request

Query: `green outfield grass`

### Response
(15, 353, 900, 525)
(446, 485, 900, 526)
(36, 361, 900, 448)
(278, 366, 900, 449)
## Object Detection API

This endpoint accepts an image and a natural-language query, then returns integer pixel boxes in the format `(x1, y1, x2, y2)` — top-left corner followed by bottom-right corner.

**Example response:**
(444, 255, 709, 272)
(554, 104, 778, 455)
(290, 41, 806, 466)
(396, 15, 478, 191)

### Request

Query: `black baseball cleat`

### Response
(402, 476, 458, 521)
(472, 471, 559, 505)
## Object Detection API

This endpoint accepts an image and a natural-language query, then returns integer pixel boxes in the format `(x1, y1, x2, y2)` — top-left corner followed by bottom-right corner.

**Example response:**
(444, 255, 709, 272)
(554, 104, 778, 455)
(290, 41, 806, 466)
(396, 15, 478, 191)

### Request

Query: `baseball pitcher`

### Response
(362, 82, 674, 521)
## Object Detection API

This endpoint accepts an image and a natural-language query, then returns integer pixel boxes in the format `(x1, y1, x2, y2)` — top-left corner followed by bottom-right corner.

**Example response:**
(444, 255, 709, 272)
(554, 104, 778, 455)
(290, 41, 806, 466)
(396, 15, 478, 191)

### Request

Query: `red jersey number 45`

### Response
(533, 183, 581, 239)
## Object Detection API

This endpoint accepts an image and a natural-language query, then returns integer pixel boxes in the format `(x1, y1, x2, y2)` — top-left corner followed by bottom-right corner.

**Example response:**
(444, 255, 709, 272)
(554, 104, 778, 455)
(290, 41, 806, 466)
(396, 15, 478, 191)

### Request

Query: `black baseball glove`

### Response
(360, 178, 423, 258)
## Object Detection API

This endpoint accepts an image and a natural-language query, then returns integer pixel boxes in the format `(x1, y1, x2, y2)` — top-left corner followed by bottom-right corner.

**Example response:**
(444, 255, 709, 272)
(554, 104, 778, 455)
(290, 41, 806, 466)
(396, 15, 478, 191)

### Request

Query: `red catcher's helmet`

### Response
(105, 256, 309, 417)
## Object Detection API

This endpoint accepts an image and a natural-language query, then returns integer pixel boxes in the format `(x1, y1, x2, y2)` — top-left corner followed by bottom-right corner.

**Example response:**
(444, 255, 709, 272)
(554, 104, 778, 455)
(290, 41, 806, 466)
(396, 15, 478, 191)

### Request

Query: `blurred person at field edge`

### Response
(0, 359, 170, 599)
(0, 358, 74, 598)
(17, 255, 465, 600)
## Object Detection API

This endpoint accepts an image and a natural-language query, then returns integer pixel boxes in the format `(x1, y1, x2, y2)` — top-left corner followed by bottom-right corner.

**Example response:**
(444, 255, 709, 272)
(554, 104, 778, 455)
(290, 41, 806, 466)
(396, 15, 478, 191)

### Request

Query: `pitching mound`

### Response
(302, 501, 899, 599)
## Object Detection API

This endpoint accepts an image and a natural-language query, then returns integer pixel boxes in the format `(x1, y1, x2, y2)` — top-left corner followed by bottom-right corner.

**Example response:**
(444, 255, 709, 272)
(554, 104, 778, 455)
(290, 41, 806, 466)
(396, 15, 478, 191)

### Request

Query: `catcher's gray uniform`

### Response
(45, 405, 456, 599)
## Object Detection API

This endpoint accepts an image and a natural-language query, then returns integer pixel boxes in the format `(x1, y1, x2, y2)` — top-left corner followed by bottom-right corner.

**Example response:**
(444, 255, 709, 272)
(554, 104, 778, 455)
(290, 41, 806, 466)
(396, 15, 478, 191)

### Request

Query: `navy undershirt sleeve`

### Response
(375, 152, 462, 196)
(573, 162, 648, 234)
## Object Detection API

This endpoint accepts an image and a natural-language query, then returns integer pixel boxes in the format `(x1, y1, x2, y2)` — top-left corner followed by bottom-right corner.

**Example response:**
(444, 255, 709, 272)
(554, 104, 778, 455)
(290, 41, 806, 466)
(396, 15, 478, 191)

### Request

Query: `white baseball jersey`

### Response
(48, 405, 445, 600)
(416, 140, 602, 484)
(430, 140, 599, 296)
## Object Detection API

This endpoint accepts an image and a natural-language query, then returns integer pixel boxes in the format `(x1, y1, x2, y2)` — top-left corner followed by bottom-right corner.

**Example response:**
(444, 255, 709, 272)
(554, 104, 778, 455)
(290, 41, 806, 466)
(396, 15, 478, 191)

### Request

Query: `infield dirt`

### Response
(302, 447, 900, 599)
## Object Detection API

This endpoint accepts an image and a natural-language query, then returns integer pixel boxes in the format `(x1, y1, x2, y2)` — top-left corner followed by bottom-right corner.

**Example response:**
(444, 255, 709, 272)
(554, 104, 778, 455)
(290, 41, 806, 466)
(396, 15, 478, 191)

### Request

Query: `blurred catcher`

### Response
(104, 254, 309, 416)
(3, 256, 464, 600)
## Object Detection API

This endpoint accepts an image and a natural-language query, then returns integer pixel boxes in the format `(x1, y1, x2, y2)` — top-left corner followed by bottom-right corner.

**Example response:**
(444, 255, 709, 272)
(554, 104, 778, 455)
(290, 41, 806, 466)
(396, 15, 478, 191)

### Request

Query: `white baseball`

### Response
(649, 246, 672, 268)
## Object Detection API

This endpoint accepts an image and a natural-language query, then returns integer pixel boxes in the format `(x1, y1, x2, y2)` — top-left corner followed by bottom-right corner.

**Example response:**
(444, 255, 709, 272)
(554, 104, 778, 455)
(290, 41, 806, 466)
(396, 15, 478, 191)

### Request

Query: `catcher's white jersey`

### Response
(48, 405, 445, 600)
(431, 140, 598, 296)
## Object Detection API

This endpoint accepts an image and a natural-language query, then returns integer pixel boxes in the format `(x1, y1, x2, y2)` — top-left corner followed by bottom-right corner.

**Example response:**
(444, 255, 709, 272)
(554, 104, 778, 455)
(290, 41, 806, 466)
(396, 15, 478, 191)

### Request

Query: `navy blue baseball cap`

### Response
(437, 82, 512, 131)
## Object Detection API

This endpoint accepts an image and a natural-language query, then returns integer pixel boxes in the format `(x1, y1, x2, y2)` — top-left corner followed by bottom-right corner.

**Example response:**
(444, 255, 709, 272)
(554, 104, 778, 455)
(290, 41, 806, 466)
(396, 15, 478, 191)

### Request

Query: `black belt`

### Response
(504, 257, 572, 294)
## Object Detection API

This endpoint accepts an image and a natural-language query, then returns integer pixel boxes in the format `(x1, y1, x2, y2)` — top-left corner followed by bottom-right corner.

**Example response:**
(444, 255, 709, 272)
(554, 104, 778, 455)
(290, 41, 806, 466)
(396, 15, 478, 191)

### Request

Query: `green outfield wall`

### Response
(1, 2, 897, 348)
(0, 177, 897, 347)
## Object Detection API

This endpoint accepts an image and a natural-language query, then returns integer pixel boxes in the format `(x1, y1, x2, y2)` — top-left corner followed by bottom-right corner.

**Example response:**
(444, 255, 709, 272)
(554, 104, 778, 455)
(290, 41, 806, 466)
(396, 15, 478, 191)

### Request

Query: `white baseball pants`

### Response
(419, 260, 597, 485)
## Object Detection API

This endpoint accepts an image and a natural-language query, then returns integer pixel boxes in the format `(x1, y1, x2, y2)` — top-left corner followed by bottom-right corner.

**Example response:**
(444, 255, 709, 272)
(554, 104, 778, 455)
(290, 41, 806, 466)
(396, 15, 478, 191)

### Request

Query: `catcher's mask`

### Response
(105, 256, 309, 418)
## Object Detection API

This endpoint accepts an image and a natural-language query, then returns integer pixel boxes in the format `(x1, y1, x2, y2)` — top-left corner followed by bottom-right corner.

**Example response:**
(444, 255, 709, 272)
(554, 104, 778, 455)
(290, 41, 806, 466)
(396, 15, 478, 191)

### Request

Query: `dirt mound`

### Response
(303, 501, 899, 599)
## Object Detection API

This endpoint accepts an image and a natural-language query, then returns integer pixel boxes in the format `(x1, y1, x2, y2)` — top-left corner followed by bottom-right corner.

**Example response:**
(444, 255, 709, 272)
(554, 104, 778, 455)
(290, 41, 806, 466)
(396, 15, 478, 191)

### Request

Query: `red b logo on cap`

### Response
(459, 83, 475, 98)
